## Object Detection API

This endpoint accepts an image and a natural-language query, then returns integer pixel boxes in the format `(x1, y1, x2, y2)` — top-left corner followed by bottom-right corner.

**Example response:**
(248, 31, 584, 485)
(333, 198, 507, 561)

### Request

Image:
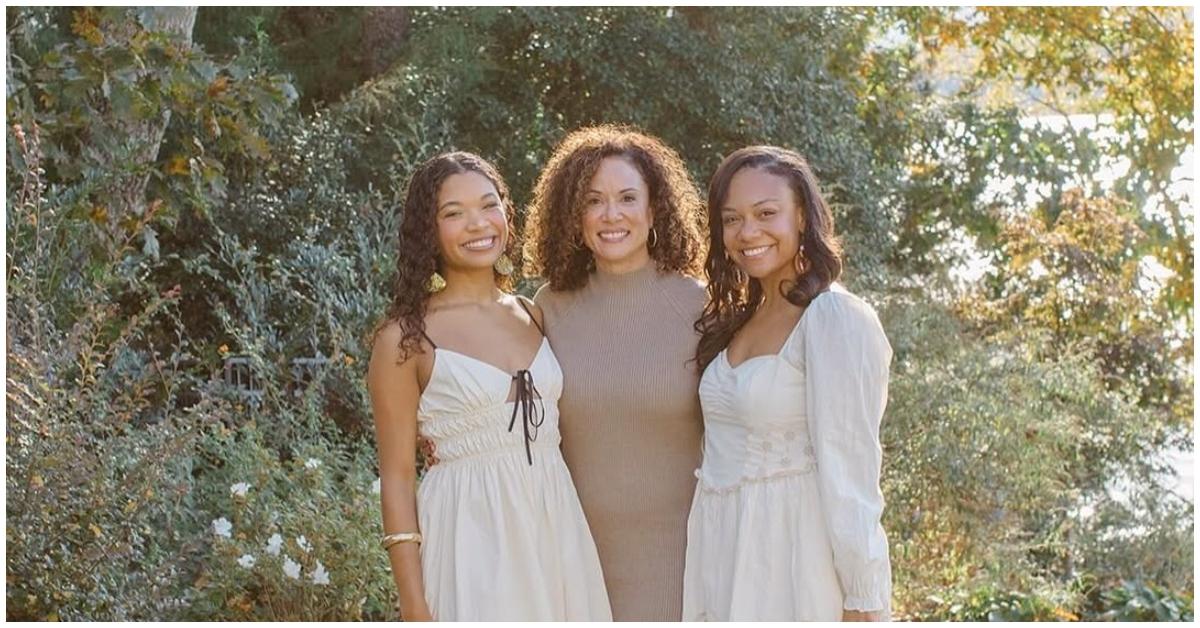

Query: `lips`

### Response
(597, 230, 630, 243)
(461, 236, 497, 251)
(740, 244, 774, 259)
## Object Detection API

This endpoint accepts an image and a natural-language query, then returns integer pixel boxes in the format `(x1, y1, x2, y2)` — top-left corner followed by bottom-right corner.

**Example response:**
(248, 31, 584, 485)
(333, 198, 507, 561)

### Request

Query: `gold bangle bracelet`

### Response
(381, 532, 423, 550)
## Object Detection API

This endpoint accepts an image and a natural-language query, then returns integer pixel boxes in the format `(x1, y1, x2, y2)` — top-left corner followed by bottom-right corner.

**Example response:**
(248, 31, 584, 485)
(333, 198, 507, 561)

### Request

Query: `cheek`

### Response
(722, 225, 739, 252)
(435, 221, 458, 256)
(489, 211, 509, 238)
(632, 200, 652, 229)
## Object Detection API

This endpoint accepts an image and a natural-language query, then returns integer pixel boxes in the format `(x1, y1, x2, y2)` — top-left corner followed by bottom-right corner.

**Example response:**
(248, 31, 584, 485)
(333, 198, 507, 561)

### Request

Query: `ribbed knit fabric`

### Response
(534, 263, 706, 621)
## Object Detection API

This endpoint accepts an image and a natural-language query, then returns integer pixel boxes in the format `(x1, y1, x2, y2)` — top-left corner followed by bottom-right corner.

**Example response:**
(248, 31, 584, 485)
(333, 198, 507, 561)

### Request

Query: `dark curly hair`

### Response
(694, 146, 843, 370)
(523, 124, 706, 290)
(380, 151, 519, 362)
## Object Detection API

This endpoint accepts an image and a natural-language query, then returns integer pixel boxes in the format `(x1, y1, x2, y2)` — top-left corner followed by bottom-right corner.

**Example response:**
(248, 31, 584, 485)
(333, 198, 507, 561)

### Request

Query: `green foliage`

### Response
(182, 416, 396, 620)
(879, 292, 1192, 617)
(6, 5, 1192, 621)
(1089, 579, 1195, 622)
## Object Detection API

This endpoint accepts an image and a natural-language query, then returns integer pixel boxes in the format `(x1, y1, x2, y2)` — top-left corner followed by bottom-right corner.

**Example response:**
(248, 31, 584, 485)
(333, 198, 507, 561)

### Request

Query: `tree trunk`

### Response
(86, 6, 197, 245)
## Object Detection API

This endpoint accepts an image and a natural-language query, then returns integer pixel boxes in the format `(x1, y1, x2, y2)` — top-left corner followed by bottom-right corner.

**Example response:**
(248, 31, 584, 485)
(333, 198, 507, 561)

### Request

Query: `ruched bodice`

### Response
(696, 327, 816, 491)
(417, 338, 563, 464)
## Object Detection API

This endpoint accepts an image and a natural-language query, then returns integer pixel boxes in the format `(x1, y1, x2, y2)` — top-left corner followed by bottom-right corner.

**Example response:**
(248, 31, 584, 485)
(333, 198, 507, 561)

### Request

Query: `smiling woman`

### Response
(367, 152, 611, 621)
(687, 146, 892, 621)
(522, 125, 709, 620)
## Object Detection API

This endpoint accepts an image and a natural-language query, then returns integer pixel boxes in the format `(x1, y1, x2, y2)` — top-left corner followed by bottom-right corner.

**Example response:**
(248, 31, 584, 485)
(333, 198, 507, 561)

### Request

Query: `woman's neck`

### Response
(437, 267, 503, 306)
(594, 249, 651, 276)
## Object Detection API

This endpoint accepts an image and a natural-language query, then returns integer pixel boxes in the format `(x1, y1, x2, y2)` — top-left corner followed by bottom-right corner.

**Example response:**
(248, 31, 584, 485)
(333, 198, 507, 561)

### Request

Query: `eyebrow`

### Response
(587, 188, 639, 195)
(438, 192, 498, 211)
(721, 198, 782, 212)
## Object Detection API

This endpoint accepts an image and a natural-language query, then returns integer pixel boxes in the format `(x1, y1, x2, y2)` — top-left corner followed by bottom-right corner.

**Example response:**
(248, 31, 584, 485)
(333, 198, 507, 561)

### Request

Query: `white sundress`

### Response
(415, 330, 612, 621)
(682, 285, 894, 621)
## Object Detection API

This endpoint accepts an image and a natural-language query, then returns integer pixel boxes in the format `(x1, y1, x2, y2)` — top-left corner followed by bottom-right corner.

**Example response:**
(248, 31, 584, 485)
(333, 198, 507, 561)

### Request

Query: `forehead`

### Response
(438, 171, 498, 204)
(722, 166, 793, 209)
(588, 156, 646, 190)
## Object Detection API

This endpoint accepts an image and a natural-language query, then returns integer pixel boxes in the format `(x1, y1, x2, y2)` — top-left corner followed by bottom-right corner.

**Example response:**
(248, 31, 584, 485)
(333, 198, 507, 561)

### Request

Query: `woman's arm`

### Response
(368, 323, 433, 621)
(803, 292, 894, 621)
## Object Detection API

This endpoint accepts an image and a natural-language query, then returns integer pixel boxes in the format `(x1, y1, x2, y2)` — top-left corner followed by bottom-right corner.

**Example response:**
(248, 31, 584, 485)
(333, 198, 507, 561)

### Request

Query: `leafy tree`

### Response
(906, 7, 1193, 317)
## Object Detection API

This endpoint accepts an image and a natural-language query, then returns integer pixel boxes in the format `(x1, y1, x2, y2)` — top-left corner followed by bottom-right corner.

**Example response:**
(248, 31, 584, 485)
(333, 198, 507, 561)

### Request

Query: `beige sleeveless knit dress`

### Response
(534, 264, 705, 621)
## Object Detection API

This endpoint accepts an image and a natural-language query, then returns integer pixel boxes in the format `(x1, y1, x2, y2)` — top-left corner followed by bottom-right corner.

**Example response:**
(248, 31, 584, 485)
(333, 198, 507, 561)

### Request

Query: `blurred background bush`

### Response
(6, 6, 1192, 620)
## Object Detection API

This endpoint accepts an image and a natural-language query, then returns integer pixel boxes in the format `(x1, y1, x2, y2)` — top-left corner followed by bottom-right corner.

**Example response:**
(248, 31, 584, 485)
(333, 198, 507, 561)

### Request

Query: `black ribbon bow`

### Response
(507, 369, 545, 465)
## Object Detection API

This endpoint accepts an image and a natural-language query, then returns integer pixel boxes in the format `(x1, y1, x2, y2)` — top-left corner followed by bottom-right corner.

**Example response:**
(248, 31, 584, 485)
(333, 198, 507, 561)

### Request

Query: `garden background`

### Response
(5, 6, 1194, 621)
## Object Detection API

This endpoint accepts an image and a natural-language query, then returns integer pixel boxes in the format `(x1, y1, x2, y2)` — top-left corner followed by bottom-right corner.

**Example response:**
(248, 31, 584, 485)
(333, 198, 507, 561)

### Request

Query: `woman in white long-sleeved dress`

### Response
(686, 146, 892, 621)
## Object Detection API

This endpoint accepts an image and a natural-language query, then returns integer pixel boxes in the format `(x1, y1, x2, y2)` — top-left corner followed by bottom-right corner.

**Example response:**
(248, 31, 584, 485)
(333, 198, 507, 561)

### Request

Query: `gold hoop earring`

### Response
(793, 243, 807, 275)
(648, 227, 658, 249)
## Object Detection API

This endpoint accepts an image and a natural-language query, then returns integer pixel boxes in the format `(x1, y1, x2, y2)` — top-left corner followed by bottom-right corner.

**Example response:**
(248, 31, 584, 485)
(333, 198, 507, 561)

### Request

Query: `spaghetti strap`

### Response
(420, 328, 438, 350)
(516, 297, 545, 337)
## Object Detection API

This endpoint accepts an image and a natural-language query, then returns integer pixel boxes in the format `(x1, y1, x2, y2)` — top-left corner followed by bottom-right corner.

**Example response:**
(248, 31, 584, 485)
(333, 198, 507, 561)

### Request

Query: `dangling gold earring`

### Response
(427, 271, 446, 293)
(494, 254, 514, 276)
(648, 227, 659, 249)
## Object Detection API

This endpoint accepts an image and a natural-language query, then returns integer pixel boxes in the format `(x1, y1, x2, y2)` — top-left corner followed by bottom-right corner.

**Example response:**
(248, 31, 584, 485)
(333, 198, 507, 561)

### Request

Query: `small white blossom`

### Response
(311, 560, 330, 585)
(371, 478, 381, 494)
(230, 482, 251, 497)
(296, 535, 312, 553)
(237, 554, 256, 568)
(211, 517, 232, 538)
(282, 556, 301, 580)
(265, 533, 283, 556)
(304, 458, 322, 470)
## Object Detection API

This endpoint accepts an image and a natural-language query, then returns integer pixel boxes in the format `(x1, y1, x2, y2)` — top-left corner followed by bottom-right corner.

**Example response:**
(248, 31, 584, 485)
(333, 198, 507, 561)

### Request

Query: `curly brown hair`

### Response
(380, 151, 519, 362)
(523, 124, 707, 291)
(694, 146, 843, 370)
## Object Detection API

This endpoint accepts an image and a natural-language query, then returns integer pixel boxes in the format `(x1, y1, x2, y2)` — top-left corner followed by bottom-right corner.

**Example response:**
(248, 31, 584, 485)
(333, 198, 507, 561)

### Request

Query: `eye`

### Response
(722, 215, 740, 226)
(621, 194, 637, 203)
(759, 209, 776, 218)
(443, 210, 462, 219)
(484, 202, 501, 211)
(586, 197, 602, 206)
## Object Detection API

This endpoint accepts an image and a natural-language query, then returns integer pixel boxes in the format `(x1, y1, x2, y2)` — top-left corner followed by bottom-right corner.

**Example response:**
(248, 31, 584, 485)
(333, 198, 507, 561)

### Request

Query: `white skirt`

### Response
(683, 471, 845, 621)
(417, 446, 612, 621)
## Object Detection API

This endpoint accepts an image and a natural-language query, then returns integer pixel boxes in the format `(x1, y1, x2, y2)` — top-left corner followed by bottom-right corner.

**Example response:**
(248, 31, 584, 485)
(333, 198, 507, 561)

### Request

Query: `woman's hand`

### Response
(418, 434, 439, 471)
(842, 609, 885, 622)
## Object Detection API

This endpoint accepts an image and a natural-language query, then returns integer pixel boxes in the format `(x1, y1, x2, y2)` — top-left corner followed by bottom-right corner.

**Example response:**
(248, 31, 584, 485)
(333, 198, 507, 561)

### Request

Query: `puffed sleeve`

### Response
(803, 288, 893, 613)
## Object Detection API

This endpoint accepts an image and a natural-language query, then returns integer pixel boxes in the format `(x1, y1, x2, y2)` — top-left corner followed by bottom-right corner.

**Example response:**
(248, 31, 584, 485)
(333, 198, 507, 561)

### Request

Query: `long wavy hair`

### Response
(694, 146, 843, 370)
(523, 124, 707, 291)
(381, 151, 519, 361)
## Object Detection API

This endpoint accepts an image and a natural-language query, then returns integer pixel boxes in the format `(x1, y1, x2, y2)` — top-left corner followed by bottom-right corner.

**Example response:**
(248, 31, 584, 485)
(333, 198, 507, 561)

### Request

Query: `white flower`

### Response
(282, 556, 301, 580)
(304, 458, 322, 470)
(311, 560, 330, 585)
(211, 517, 232, 538)
(296, 535, 312, 553)
(371, 478, 381, 494)
(237, 553, 256, 568)
(230, 482, 251, 497)
(265, 533, 283, 556)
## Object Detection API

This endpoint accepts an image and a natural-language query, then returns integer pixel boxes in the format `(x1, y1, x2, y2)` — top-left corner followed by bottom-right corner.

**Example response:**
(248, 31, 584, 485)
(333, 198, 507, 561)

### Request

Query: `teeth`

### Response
(742, 245, 771, 258)
(462, 236, 496, 250)
(598, 230, 629, 242)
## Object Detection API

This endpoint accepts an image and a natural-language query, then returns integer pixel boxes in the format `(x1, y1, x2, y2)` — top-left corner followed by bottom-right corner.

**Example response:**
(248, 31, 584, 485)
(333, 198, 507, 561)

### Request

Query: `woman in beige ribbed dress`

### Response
(522, 125, 709, 620)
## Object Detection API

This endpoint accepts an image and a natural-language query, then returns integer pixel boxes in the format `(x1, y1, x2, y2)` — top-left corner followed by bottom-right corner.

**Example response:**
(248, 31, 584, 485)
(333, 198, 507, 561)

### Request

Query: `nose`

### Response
(738, 220, 761, 241)
(600, 199, 623, 222)
(466, 208, 489, 230)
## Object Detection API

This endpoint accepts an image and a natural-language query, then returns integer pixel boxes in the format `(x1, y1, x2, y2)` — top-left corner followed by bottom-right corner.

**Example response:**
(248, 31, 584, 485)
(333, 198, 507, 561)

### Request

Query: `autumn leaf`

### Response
(89, 206, 109, 224)
(207, 76, 230, 99)
(166, 156, 191, 176)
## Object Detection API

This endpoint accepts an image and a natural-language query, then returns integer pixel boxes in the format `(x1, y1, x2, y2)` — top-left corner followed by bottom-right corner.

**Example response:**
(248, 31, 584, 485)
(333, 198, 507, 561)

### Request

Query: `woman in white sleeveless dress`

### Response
(686, 146, 892, 621)
(367, 152, 610, 621)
